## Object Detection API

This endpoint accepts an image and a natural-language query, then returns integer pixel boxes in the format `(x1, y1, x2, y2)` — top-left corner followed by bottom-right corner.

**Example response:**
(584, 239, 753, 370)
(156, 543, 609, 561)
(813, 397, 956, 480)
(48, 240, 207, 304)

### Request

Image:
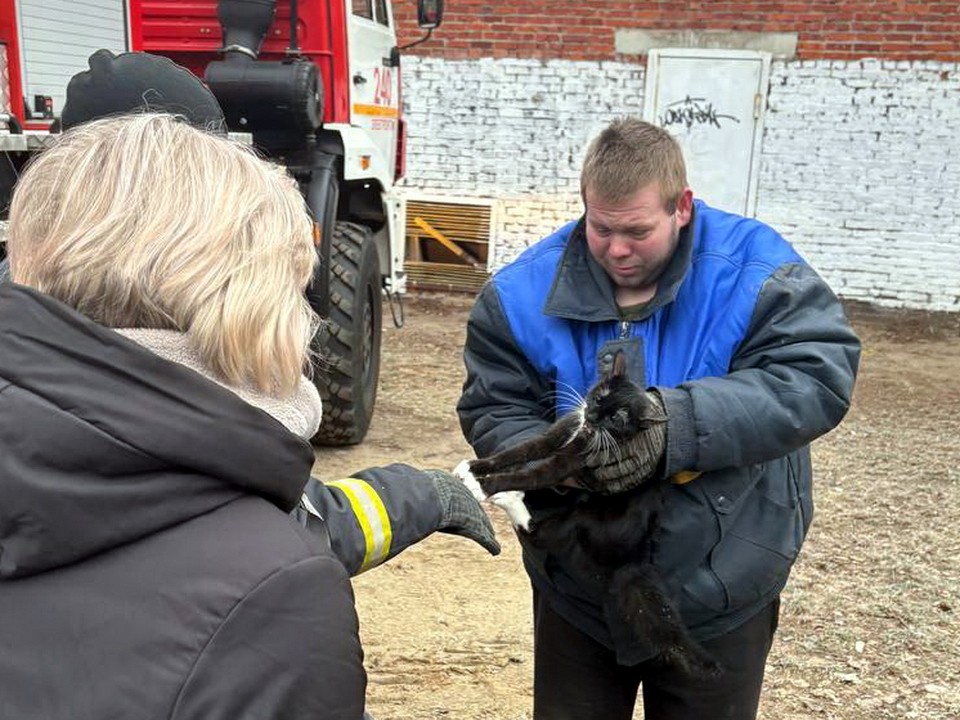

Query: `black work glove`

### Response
(582, 390, 667, 494)
(426, 469, 501, 556)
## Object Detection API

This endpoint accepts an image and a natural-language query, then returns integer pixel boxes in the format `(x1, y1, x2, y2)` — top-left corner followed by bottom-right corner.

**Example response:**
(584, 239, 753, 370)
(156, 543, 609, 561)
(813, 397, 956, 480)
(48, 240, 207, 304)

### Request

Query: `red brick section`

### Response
(394, 1, 960, 62)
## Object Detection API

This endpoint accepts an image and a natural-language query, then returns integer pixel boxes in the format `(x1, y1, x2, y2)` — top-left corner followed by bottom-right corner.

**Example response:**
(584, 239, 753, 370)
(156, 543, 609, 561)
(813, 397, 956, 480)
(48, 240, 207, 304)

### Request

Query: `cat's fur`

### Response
(456, 352, 719, 677)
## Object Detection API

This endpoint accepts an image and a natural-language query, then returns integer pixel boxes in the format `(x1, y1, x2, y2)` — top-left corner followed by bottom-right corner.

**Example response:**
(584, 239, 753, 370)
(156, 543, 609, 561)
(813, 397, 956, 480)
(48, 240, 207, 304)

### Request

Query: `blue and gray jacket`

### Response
(458, 200, 860, 664)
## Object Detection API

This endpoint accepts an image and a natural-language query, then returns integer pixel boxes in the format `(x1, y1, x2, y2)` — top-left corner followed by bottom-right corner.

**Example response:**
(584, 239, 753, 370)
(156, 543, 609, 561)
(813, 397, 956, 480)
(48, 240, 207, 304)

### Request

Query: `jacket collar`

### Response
(115, 328, 323, 440)
(543, 205, 696, 322)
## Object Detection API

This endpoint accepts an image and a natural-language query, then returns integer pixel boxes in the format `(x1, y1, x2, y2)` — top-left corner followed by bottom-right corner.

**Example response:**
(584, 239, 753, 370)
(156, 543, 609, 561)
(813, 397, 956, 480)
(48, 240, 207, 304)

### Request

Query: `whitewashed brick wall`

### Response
(759, 59, 959, 310)
(400, 56, 960, 310)
(399, 58, 641, 268)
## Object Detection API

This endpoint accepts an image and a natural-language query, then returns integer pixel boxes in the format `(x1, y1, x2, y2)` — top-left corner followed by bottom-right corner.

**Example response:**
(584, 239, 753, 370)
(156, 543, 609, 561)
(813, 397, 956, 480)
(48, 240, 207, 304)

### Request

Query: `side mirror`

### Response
(417, 0, 444, 29)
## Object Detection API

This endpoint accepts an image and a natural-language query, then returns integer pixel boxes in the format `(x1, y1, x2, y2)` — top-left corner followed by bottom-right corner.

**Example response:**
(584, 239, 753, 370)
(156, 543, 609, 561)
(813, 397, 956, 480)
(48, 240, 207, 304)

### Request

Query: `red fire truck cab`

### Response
(0, 0, 445, 445)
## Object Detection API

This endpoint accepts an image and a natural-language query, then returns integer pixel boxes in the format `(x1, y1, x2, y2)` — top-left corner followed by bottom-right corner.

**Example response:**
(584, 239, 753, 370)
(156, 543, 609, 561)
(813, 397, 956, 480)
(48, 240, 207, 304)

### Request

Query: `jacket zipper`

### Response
(619, 320, 631, 339)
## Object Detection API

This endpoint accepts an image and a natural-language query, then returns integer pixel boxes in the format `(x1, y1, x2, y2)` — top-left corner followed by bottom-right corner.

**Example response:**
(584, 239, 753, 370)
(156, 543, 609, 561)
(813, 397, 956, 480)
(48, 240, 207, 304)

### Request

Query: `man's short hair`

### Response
(580, 118, 688, 212)
(7, 113, 317, 396)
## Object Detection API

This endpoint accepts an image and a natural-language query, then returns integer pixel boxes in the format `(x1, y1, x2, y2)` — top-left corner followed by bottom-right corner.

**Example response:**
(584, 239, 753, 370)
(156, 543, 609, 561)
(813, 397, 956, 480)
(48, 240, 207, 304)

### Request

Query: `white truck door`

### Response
(643, 48, 771, 217)
(346, 0, 399, 183)
(16, 0, 128, 118)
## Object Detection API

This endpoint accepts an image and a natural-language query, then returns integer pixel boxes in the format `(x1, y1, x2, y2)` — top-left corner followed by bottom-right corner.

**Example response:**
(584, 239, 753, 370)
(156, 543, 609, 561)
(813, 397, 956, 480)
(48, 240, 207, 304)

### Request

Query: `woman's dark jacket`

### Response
(0, 284, 366, 719)
(458, 200, 861, 664)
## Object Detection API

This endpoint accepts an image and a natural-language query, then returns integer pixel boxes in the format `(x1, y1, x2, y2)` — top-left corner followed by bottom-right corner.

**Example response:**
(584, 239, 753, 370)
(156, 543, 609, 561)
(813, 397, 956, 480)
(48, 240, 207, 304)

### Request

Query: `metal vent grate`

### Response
(404, 198, 493, 293)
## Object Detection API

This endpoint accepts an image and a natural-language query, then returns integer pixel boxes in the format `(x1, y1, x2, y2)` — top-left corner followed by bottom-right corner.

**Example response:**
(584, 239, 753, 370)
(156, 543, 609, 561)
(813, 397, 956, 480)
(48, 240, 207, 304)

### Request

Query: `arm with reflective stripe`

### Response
(324, 478, 393, 572)
(298, 464, 445, 576)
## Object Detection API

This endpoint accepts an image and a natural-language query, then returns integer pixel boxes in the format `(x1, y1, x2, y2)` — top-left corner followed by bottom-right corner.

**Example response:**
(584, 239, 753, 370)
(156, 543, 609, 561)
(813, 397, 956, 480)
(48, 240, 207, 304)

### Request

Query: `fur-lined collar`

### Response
(115, 328, 322, 440)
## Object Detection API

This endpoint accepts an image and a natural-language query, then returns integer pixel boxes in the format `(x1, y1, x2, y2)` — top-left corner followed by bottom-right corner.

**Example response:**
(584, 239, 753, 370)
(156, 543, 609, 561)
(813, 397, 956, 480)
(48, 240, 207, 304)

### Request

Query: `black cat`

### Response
(456, 351, 720, 677)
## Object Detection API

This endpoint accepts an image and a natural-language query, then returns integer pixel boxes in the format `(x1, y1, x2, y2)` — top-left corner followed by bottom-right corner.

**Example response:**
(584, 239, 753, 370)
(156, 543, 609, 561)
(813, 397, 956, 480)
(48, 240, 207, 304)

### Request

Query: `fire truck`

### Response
(0, 0, 444, 445)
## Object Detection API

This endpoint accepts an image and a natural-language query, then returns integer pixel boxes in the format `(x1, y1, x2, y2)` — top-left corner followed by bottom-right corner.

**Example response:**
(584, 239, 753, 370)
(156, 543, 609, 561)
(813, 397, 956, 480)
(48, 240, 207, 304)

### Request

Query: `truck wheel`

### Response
(311, 222, 382, 446)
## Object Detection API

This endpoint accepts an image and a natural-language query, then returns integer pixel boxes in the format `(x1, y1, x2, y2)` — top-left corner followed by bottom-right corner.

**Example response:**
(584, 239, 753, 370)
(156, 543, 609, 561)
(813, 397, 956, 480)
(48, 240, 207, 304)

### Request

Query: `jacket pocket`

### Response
(709, 457, 807, 611)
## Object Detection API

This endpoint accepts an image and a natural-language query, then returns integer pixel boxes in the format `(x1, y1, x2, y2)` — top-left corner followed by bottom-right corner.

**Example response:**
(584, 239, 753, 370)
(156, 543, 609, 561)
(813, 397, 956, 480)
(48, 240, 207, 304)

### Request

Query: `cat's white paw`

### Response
(490, 490, 532, 532)
(453, 459, 488, 502)
(453, 461, 531, 532)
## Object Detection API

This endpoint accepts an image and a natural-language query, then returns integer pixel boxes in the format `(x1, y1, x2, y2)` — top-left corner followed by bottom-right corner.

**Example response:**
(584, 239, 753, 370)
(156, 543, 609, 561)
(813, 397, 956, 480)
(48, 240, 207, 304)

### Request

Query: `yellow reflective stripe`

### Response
(325, 478, 392, 572)
(352, 103, 399, 118)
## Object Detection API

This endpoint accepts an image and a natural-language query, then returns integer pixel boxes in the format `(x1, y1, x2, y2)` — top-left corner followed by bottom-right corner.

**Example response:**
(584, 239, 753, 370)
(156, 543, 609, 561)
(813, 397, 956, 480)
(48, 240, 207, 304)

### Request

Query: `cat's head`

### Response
(583, 351, 664, 439)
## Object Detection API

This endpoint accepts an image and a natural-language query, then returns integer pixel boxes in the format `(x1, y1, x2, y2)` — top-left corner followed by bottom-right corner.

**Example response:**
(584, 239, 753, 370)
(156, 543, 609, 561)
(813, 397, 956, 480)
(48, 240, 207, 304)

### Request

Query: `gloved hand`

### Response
(582, 390, 667, 494)
(425, 469, 501, 556)
(305, 465, 501, 575)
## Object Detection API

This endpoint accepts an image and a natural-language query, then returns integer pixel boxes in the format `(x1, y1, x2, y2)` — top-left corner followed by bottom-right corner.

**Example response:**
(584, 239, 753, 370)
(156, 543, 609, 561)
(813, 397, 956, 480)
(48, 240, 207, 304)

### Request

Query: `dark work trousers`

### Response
(532, 590, 780, 720)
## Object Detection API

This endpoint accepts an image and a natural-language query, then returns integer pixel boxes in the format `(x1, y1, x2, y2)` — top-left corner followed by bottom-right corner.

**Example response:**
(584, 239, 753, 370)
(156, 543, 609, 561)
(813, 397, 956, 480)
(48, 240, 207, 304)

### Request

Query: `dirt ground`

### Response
(313, 292, 960, 720)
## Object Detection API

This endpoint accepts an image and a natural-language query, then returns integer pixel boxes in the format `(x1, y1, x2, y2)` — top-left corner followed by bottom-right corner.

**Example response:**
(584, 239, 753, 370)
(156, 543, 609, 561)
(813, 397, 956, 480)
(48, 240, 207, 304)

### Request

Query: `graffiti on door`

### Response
(659, 95, 741, 131)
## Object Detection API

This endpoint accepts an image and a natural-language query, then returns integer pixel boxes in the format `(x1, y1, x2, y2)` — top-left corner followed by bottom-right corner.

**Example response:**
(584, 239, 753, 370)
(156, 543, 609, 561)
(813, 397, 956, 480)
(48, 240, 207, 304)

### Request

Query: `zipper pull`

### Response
(619, 320, 630, 339)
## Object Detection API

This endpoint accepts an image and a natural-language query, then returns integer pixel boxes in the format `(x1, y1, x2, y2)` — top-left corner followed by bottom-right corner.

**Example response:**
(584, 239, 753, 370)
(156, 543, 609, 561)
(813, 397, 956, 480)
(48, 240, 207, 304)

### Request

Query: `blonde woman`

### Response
(0, 113, 496, 720)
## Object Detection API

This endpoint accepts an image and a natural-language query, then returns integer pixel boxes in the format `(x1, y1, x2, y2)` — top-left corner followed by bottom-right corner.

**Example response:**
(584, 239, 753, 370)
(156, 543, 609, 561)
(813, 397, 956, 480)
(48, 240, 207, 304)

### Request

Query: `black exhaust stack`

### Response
(217, 0, 275, 58)
(206, 0, 323, 148)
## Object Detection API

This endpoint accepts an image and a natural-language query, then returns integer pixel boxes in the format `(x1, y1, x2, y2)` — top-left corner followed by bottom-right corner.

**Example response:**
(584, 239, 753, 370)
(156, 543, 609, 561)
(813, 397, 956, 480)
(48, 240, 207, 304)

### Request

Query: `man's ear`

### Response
(675, 188, 694, 228)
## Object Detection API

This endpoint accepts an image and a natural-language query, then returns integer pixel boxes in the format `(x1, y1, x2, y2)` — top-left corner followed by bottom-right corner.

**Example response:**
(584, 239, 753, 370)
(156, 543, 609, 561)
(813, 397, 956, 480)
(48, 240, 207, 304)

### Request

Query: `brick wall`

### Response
(759, 59, 960, 309)
(395, 1, 960, 62)
(399, 56, 960, 310)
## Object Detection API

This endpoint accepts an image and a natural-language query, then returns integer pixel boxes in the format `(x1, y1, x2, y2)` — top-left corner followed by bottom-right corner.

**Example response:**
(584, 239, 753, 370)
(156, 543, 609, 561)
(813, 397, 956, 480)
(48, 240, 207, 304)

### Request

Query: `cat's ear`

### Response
(611, 350, 627, 378)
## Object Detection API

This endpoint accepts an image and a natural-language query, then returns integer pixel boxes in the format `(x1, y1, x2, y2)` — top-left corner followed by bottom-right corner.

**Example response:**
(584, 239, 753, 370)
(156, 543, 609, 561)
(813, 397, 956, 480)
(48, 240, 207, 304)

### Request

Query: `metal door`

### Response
(346, 0, 399, 181)
(643, 49, 771, 217)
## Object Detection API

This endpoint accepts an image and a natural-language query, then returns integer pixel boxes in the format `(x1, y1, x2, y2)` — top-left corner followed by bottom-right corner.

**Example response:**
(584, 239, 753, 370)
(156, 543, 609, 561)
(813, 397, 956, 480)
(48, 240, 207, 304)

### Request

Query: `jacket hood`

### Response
(0, 284, 315, 579)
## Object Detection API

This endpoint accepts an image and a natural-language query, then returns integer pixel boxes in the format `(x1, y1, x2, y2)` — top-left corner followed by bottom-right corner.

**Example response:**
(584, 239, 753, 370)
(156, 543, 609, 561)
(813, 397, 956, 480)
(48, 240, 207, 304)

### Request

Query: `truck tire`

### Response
(312, 221, 382, 446)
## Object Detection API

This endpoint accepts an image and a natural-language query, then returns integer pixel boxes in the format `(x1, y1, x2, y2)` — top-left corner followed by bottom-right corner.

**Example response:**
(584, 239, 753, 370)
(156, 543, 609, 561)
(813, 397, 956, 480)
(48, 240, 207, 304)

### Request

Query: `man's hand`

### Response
(426, 469, 501, 555)
(581, 390, 667, 494)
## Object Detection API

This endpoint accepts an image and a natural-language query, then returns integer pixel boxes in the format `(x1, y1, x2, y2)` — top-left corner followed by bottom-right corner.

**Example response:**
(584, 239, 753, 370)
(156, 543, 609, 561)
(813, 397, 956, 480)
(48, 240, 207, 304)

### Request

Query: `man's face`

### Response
(584, 184, 692, 300)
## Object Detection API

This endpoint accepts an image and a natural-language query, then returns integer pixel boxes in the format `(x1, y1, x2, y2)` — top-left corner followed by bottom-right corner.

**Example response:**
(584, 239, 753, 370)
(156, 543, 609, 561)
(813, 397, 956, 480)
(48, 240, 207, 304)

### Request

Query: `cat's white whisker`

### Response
(548, 395, 587, 416)
(588, 429, 605, 455)
(559, 411, 586, 448)
(553, 380, 586, 405)
(587, 427, 625, 468)
(604, 428, 625, 464)
(543, 388, 582, 403)
(542, 383, 589, 426)
(584, 429, 601, 456)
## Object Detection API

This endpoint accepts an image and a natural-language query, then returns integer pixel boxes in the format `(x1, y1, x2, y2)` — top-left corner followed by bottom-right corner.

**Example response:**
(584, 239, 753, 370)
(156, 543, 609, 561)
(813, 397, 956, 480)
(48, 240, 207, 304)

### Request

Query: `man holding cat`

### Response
(458, 118, 860, 720)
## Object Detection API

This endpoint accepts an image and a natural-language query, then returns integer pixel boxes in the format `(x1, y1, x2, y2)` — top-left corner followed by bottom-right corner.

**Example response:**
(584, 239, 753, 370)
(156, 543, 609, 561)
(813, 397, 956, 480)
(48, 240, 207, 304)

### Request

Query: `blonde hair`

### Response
(7, 113, 317, 396)
(580, 118, 688, 212)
